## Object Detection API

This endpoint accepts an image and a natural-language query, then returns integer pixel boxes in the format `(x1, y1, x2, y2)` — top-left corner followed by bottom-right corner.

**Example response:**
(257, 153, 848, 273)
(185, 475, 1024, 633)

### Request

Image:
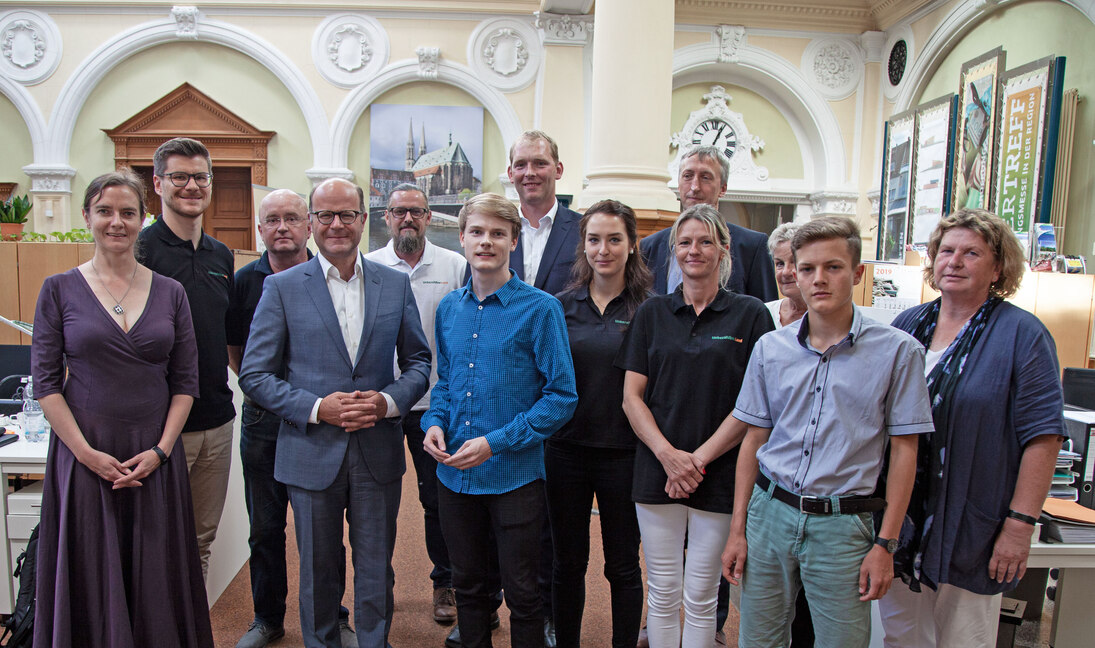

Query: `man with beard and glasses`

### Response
(365, 183, 467, 627)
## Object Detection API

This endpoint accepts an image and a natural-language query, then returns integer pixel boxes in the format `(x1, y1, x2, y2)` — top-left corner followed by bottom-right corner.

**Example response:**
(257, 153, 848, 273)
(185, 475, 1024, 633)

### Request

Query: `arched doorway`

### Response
(104, 82, 274, 250)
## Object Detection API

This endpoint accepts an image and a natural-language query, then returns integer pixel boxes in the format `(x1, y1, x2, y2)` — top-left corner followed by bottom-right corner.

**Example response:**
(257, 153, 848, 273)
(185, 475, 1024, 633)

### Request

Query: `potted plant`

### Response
(0, 194, 32, 241)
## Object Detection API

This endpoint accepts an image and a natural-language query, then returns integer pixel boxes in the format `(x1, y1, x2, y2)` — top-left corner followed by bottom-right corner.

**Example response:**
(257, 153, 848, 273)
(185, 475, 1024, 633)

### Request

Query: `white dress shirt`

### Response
(364, 238, 468, 411)
(520, 200, 559, 287)
(308, 252, 398, 423)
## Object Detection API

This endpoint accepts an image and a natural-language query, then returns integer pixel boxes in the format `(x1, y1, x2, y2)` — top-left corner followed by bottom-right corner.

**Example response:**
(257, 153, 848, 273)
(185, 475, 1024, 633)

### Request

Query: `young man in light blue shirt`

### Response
(722, 216, 932, 648)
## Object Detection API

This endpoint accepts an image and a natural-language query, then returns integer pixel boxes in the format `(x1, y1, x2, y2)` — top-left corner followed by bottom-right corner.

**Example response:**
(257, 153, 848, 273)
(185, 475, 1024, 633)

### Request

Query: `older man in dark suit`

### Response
(240, 178, 430, 648)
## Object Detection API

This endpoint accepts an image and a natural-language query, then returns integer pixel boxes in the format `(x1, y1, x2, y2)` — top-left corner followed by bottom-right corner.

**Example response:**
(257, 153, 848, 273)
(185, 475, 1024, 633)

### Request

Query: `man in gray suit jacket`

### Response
(240, 178, 431, 648)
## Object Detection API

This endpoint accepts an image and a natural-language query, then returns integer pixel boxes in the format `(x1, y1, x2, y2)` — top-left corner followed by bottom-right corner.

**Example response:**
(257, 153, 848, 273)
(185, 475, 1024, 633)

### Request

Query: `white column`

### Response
(577, 0, 678, 212)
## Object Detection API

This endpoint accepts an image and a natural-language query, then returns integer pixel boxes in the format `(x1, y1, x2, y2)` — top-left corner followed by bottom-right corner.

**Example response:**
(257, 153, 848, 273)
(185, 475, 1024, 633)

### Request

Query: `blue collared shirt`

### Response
(422, 272, 577, 495)
(733, 305, 934, 496)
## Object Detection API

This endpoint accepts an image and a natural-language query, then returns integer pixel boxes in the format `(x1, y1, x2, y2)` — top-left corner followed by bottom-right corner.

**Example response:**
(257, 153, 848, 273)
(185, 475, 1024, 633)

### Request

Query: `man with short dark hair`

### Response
(227, 189, 356, 648)
(240, 178, 430, 648)
(139, 136, 235, 581)
(364, 182, 467, 627)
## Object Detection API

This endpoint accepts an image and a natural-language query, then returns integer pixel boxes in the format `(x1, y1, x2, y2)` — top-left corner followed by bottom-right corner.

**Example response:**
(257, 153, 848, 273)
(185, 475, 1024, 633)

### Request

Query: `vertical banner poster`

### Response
(994, 56, 1057, 248)
(877, 110, 916, 263)
(951, 47, 1005, 213)
(909, 94, 957, 247)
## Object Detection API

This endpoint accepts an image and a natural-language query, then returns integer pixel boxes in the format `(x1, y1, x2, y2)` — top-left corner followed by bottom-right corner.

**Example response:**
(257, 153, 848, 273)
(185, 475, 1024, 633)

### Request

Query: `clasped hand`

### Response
(319, 390, 387, 430)
(423, 426, 493, 470)
(659, 447, 705, 499)
(80, 447, 161, 489)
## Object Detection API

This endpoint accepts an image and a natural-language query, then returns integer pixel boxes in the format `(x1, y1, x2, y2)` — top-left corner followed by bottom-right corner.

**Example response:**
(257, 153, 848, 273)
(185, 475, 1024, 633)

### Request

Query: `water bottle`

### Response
(21, 376, 46, 443)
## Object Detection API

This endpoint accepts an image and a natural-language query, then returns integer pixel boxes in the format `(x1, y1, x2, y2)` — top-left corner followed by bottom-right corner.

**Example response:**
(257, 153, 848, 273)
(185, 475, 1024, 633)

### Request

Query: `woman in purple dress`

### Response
(31, 170, 213, 648)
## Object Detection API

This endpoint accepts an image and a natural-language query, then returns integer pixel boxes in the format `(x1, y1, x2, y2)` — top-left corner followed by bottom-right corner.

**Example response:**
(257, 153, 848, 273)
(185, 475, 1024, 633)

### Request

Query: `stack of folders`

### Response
(1040, 498, 1095, 544)
(1051, 441, 1082, 501)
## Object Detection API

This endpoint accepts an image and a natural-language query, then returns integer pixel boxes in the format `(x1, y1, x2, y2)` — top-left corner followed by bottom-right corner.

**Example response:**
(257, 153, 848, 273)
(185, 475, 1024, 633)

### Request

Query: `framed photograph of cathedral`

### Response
(368, 103, 485, 252)
(951, 47, 1005, 213)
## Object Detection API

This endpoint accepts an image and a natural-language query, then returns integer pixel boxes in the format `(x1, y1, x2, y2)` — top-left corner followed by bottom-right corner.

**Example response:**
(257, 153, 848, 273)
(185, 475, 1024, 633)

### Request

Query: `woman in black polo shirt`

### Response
(619, 204, 774, 648)
(547, 200, 652, 648)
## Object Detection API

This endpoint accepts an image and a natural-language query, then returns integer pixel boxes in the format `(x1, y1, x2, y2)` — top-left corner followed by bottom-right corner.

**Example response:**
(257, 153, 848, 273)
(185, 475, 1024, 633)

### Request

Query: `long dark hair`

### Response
(566, 199, 652, 318)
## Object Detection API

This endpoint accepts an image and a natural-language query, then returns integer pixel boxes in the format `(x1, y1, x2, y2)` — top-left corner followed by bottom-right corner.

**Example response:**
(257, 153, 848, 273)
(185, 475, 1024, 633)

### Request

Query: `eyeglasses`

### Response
(261, 215, 308, 228)
(387, 206, 429, 220)
(311, 210, 363, 225)
(160, 172, 213, 188)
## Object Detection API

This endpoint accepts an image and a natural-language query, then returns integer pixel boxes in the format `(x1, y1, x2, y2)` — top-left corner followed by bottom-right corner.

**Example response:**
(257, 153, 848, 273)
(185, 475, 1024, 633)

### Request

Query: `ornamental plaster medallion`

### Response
(802, 38, 863, 101)
(716, 25, 745, 63)
(0, 10, 61, 84)
(171, 6, 199, 39)
(416, 46, 440, 80)
(312, 14, 388, 88)
(468, 18, 540, 92)
(668, 85, 769, 190)
(534, 12, 593, 45)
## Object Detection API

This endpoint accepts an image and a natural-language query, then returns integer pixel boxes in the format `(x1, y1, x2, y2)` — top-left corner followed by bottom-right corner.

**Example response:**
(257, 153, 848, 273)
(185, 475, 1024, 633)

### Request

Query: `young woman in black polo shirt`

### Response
(546, 200, 652, 648)
(618, 204, 774, 648)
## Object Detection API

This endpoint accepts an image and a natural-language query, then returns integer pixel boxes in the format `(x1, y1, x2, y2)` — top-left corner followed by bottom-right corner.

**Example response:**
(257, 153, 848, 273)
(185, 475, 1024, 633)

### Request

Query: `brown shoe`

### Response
(713, 629, 727, 647)
(433, 587, 457, 624)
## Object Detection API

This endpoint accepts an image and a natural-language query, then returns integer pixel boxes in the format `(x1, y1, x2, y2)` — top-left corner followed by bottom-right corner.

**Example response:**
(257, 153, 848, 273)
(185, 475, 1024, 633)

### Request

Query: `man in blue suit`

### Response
(640, 146, 778, 302)
(507, 130, 581, 297)
(240, 178, 431, 648)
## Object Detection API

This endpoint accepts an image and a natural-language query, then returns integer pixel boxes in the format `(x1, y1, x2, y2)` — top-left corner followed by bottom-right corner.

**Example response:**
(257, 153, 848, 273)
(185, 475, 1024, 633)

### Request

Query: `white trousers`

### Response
(635, 503, 732, 648)
(878, 581, 1002, 648)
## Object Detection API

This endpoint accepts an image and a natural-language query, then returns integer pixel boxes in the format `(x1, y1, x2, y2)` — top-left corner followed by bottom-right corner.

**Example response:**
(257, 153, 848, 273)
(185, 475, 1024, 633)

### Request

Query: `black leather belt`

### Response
(756, 473, 886, 515)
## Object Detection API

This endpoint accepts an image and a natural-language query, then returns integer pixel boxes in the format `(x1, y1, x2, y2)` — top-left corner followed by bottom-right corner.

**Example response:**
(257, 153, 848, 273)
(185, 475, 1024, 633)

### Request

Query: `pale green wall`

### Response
(671, 83, 805, 180)
(347, 82, 506, 196)
(0, 94, 32, 194)
(70, 41, 314, 215)
(917, 0, 1095, 261)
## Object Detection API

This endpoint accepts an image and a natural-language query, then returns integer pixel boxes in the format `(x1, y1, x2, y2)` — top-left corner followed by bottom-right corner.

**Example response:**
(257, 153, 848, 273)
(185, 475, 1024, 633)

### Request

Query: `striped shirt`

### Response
(422, 273, 577, 495)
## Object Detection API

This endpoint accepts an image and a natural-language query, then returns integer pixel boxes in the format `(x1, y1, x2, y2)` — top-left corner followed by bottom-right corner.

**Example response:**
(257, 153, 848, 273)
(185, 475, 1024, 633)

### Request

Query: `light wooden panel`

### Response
(1032, 272, 1094, 371)
(17, 243, 80, 344)
(0, 243, 20, 345)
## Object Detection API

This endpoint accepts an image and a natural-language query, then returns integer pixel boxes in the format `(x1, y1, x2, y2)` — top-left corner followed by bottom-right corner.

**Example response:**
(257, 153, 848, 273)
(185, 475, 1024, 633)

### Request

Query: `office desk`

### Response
(1028, 542, 1095, 648)
(0, 436, 46, 614)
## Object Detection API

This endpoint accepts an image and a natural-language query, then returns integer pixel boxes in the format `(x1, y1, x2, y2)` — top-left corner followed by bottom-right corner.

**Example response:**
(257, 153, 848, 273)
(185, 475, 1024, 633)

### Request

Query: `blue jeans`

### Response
(739, 484, 874, 648)
(240, 403, 348, 628)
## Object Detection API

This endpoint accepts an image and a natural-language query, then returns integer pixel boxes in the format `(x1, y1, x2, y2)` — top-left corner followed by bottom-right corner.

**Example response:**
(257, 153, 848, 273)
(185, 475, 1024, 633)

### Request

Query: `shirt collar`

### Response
(317, 251, 363, 282)
(519, 200, 559, 229)
(669, 286, 732, 314)
(796, 304, 863, 352)
(376, 238, 436, 269)
(458, 270, 522, 306)
(150, 217, 215, 250)
(258, 248, 313, 275)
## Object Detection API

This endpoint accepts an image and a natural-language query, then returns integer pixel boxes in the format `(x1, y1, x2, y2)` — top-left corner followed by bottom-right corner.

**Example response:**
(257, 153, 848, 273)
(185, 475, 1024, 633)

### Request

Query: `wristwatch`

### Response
(875, 536, 898, 554)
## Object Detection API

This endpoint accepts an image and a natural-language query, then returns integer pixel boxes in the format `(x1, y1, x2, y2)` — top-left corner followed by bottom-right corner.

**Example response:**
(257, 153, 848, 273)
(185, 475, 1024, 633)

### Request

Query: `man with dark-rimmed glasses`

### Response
(138, 137, 236, 585)
(366, 182, 467, 629)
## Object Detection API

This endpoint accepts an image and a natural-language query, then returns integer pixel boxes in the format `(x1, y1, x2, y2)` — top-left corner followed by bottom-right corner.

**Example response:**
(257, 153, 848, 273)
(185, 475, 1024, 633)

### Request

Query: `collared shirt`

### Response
(733, 305, 934, 497)
(365, 239, 467, 411)
(138, 217, 235, 432)
(309, 252, 396, 422)
(422, 272, 577, 495)
(227, 250, 313, 352)
(616, 288, 774, 513)
(553, 286, 638, 449)
(520, 200, 559, 287)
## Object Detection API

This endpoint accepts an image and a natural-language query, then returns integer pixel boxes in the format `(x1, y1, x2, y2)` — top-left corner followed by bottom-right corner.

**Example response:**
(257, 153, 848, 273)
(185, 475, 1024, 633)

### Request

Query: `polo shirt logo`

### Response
(614, 319, 630, 325)
(711, 335, 743, 342)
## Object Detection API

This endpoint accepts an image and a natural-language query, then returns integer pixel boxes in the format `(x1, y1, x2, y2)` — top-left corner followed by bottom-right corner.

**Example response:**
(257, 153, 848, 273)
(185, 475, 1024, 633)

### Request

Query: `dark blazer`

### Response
(640, 221, 778, 301)
(511, 203, 582, 296)
(239, 254, 431, 490)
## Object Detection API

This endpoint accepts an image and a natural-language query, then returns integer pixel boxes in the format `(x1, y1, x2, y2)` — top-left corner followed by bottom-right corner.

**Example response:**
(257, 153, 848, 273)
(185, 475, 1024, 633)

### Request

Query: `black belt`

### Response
(756, 473, 886, 515)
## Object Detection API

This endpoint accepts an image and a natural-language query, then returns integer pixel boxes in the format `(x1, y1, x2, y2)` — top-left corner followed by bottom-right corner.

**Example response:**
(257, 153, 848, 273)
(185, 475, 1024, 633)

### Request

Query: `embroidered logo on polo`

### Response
(711, 335, 744, 342)
(614, 319, 630, 325)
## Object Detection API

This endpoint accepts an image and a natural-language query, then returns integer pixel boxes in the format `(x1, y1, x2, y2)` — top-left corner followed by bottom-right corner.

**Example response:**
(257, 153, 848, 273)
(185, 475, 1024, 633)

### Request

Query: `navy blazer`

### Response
(510, 203, 582, 296)
(640, 221, 777, 301)
(239, 254, 431, 490)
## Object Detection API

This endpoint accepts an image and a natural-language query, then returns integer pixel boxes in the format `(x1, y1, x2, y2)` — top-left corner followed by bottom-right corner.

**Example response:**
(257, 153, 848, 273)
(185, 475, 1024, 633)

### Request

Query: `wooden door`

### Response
(135, 165, 253, 250)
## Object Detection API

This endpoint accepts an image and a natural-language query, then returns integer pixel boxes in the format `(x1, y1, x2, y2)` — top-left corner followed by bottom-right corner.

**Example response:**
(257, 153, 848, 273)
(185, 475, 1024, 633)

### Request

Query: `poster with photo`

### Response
(994, 56, 1056, 241)
(951, 47, 1005, 213)
(877, 110, 916, 263)
(909, 94, 957, 246)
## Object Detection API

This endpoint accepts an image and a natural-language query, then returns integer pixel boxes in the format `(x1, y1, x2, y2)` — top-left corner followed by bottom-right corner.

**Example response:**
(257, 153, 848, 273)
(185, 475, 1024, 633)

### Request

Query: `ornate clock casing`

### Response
(669, 85, 768, 190)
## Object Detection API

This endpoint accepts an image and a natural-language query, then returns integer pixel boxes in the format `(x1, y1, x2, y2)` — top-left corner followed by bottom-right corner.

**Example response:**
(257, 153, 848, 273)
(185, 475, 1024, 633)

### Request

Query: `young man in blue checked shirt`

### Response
(721, 216, 932, 648)
(423, 192, 577, 648)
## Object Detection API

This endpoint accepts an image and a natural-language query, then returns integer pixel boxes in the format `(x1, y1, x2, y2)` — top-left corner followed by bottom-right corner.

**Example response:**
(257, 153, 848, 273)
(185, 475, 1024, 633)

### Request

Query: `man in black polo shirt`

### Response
(138, 137, 235, 581)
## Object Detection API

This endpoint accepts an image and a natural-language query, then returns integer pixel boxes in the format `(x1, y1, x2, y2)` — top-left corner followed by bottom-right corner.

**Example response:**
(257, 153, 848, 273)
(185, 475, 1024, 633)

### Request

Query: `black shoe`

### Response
(444, 613, 501, 648)
(235, 621, 285, 648)
(544, 618, 557, 648)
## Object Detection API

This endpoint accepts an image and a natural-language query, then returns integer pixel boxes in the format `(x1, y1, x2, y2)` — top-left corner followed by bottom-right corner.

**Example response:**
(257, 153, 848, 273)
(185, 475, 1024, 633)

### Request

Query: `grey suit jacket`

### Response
(239, 254, 431, 490)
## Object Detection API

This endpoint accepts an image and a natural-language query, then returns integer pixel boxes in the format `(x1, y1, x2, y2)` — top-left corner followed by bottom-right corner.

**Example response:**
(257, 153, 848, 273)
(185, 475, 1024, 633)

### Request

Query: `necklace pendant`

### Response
(113, 304, 125, 315)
